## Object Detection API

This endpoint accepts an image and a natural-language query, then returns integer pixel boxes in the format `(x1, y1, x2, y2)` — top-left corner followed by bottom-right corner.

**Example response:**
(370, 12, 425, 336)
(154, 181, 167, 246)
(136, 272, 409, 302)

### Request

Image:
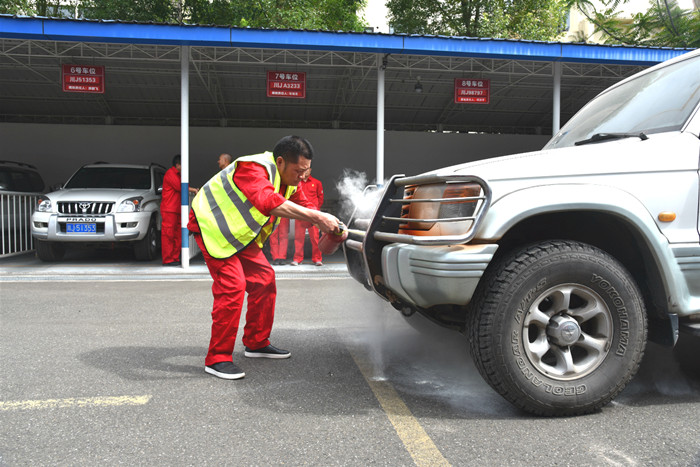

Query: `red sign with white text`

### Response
(63, 65, 105, 94)
(454, 78, 489, 104)
(267, 71, 306, 98)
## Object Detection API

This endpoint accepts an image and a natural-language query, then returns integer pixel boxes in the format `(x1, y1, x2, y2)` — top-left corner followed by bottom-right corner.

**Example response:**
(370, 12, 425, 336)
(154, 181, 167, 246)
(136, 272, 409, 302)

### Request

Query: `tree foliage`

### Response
(385, 0, 570, 40)
(0, 0, 67, 17)
(568, 0, 700, 47)
(185, 0, 366, 30)
(0, 0, 367, 31)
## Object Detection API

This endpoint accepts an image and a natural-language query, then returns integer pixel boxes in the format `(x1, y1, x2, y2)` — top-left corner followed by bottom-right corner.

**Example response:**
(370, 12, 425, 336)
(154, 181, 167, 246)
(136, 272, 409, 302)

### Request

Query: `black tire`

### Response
(36, 240, 65, 262)
(468, 240, 647, 416)
(133, 218, 159, 261)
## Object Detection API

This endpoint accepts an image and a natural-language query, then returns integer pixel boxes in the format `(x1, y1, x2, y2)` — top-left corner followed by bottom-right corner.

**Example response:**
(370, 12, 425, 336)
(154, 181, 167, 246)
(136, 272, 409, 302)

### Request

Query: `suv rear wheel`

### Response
(469, 240, 647, 416)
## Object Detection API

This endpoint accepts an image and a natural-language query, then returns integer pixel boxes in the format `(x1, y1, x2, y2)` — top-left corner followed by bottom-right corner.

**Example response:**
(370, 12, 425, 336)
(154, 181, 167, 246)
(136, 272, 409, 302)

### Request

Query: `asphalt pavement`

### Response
(2, 252, 700, 466)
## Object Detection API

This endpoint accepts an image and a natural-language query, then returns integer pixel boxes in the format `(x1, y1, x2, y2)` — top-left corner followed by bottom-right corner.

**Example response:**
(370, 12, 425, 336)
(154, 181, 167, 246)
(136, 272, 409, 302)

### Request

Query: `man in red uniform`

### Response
(290, 168, 324, 266)
(188, 136, 340, 380)
(268, 147, 290, 265)
(160, 154, 198, 266)
(269, 217, 290, 265)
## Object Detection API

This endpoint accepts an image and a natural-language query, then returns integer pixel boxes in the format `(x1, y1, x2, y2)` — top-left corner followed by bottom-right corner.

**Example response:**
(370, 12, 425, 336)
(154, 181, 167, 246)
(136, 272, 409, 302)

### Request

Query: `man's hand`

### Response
(270, 200, 340, 234)
(313, 211, 340, 234)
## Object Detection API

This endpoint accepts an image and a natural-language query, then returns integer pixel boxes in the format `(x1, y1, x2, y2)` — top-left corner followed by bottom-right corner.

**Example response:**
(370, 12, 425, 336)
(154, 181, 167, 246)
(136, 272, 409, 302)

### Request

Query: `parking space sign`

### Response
(62, 65, 105, 94)
(454, 79, 489, 104)
(267, 71, 306, 98)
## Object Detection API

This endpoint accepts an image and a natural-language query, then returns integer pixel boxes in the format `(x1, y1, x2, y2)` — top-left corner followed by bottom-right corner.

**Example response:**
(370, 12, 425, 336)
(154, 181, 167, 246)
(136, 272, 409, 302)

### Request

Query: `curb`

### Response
(0, 262, 350, 281)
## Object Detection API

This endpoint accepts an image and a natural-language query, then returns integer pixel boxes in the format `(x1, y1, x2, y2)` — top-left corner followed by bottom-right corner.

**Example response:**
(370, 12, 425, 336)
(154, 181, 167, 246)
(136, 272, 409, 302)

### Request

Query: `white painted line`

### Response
(0, 276, 349, 283)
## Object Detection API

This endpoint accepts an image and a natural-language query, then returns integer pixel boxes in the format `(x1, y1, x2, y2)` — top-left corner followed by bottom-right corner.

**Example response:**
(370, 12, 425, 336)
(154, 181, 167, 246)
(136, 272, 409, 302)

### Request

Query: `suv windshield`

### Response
(64, 167, 152, 189)
(545, 53, 700, 150)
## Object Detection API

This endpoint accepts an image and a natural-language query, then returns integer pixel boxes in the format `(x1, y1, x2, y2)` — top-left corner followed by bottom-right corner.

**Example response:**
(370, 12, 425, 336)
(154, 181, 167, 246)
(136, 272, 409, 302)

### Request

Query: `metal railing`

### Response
(0, 192, 40, 257)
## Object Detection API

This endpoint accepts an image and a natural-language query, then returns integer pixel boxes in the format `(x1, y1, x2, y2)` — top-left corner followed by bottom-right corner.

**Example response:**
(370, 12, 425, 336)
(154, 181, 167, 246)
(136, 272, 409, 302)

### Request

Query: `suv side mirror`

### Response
(157, 186, 163, 195)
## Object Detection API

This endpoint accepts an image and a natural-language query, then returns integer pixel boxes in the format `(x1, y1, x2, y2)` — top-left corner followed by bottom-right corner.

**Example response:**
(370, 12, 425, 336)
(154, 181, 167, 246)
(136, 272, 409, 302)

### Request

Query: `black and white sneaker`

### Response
(244, 345, 291, 359)
(205, 361, 245, 380)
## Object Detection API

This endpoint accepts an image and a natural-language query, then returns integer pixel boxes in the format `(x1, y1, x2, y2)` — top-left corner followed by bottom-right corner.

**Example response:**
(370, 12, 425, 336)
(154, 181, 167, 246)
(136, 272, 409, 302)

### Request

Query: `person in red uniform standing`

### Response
(269, 217, 290, 265)
(290, 168, 324, 266)
(188, 136, 340, 380)
(160, 154, 198, 266)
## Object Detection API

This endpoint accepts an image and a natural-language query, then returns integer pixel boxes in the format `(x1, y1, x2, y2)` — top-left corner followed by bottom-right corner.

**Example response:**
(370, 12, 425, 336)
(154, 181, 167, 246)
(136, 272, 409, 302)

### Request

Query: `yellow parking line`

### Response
(350, 350, 450, 467)
(0, 395, 152, 411)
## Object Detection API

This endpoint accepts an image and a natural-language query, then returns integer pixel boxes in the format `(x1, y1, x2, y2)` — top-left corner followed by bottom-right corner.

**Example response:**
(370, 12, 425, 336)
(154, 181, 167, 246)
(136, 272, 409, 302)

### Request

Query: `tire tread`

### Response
(468, 240, 647, 416)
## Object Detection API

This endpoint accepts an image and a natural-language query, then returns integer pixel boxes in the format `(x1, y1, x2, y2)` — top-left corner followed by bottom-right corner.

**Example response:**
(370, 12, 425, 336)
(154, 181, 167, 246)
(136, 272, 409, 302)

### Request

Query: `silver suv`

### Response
(31, 163, 166, 261)
(344, 48, 700, 416)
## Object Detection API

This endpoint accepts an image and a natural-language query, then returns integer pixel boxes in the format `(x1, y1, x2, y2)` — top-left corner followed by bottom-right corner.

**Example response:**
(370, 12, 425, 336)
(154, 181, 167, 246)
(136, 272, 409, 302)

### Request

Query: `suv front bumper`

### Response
(31, 211, 152, 242)
(381, 243, 498, 308)
(344, 172, 495, 310)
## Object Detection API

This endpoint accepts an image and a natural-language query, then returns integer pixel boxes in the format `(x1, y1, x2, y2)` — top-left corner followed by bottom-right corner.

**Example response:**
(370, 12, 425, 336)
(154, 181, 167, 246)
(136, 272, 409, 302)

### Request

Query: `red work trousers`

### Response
(293, 220, 322, 263)
(161, 211, 181, 264)
(195, 234, 276, 366)
(269, 217, 289, 260)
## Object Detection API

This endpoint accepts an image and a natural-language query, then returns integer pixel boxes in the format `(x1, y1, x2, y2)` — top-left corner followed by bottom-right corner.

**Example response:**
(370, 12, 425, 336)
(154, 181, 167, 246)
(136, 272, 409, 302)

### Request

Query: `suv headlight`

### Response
(117, 197, 144, 213)
(36, 197, 52, 212)
(398, 182, 483, 236)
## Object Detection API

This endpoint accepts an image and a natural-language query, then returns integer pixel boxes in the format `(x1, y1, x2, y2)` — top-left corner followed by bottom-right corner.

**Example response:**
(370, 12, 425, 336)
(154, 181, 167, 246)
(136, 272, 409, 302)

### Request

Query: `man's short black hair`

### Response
(273, 136, 314, 163)
(172, 154, 181, 167)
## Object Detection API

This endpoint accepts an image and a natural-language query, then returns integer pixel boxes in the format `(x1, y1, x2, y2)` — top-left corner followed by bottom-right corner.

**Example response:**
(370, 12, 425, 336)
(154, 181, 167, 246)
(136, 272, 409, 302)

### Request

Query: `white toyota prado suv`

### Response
(31, 162, 166, 261)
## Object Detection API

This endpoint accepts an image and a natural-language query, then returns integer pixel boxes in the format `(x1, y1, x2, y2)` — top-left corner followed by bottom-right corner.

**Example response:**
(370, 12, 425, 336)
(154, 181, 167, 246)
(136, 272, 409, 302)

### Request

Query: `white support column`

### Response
(552, 61, 561, 136)
(180, 45, 190, 268)
(376, 54, 385, 186)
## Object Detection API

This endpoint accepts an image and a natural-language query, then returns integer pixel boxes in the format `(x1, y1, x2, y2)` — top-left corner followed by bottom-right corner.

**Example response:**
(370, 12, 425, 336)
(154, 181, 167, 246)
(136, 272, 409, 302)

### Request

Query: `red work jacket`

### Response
(299, 175, 323, 210)
(188, 161, 312, 233)
(161, 166, 181, 213)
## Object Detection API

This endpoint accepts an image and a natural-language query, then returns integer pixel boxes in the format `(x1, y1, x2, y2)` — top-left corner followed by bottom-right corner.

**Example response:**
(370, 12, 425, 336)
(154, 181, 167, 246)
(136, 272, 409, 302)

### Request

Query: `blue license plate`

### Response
(67, 223, 96, 233)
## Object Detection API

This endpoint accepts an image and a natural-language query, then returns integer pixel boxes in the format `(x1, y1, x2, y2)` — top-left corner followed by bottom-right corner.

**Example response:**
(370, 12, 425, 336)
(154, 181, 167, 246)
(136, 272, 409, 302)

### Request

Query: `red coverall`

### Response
(269, 217, 289, 260)
(293, 175, 324, 263)
(160, 166, 181, 264)
(188, 162, 312, 366)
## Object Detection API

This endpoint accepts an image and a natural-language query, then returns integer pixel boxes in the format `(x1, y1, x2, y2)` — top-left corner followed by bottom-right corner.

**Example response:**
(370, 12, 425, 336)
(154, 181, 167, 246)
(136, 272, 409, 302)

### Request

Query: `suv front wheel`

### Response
(36, 240, 65, 262)
(469, 240, 647, 416)
(133, 217, 159, 261)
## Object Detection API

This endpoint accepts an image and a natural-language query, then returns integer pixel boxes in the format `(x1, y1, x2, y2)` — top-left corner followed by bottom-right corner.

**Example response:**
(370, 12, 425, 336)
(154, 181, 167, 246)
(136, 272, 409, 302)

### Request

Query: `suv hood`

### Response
(46, 188, 152, 202)
(438, 132, 697, 183)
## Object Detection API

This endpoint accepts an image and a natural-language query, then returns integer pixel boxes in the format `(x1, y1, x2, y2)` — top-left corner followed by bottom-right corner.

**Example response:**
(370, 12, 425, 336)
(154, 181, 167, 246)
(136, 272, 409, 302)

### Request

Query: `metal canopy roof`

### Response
(0, 15, 694, 134)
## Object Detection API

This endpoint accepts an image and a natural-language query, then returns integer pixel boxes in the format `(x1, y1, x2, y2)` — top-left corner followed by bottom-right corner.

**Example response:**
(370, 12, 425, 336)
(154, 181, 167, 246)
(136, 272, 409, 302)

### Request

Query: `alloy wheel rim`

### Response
(522, 283, 613, 381)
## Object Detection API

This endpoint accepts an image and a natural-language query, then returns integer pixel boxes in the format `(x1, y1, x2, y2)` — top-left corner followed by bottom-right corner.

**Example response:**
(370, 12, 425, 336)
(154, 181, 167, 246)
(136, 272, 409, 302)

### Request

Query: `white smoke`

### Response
(335, 169, 386, 223)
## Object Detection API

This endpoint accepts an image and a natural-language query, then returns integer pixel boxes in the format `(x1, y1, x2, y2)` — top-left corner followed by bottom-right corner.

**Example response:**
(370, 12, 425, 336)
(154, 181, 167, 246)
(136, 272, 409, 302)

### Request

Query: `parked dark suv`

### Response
(0, 160, 45, 194)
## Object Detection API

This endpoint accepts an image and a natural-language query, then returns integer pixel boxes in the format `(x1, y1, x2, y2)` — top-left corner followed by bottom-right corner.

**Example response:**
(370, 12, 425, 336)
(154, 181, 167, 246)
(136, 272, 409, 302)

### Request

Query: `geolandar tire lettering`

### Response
(469, 240, 647, 416)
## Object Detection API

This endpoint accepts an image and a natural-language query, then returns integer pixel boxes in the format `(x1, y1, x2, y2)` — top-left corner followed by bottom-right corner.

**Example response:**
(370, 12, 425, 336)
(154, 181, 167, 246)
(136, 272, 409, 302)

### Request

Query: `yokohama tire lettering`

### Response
(590, 274, 630, 356)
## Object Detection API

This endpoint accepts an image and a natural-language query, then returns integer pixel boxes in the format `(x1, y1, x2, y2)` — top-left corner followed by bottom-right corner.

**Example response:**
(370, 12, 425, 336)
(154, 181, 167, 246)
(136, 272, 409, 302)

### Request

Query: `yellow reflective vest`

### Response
(192, 152, 296, 259)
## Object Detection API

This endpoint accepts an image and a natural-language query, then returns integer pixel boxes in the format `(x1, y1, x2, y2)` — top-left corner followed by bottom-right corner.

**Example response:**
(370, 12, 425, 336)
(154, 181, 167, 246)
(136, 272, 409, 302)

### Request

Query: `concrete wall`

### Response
(0, 122, 550, 212)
